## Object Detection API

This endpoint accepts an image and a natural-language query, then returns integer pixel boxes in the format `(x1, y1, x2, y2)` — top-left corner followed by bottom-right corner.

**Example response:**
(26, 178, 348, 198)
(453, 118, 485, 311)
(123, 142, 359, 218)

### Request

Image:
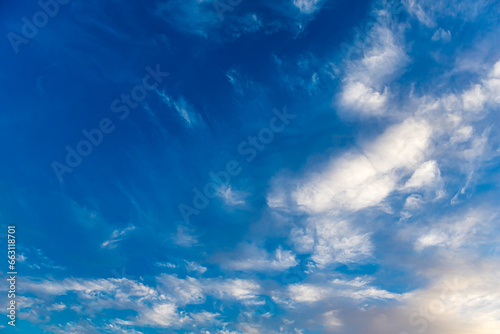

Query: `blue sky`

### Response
(1, 0, 500, 333)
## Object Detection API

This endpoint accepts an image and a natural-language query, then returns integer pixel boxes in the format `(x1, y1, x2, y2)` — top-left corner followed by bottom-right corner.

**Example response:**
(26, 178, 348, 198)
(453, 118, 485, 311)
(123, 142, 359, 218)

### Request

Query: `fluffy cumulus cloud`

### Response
(262, 13, 500, 331)
(340, 81, 389, 114)
(261, 1, 500, 332)
(338, 8, 409, 115)
(404, 160, 441, 190)
(269, 117, 432, 214)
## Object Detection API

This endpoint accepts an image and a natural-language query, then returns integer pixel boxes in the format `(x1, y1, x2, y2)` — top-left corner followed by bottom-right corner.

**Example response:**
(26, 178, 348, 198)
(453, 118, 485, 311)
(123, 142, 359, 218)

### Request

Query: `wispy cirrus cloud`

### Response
(403, 0, 494, 27)
(156, 91, 202, 128)
(154, 0, 221, 38)
(101, 225, 136, 249)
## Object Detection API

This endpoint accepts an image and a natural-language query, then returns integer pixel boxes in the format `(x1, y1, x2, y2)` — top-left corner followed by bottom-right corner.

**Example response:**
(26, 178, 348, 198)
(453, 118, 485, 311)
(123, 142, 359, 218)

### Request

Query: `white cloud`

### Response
(101, 225, 136, 249)
(413, 209, 492, 251)
(154, 0, 272, 40)
(462, 84, 487, 112)
(185, 261, 207, 274)
(462, 128, 490, 162)
(404, 194, 424, 209)
(340, 81, 388, 114)
(267, 118, 433, 267)
(389, 60, 500, 205)
(154, 0, 220, 38)
(359, 25, 408, 82)
(22, 274, 261, 330)
(157, 275, 205, 305)
(190, 311, 220, 325)
(403, 0, 492, 26)
(484, 60, 500, 104)
(217, 185, 248, 206)
(424, 59, 500, 124)
(311, 219, 372, 266)
(207, 278, 261, 301)
(228, 13, 263, 38)
(279, 118, 432, 214)
(323, 310, 342, 328)
(157, 91, 201, 127)
(290, 217, 372, 268)
(173, 224, 199, 247)
(289, 226, 315, 253)
(450, 126, 473, 144)
(46, 303, 67, 311)
(287, 276, 399, 303)
(401, 194, 425, 219)
(394, 262, 500, 334)
(365, 118, 432, 172)
(156, 261, 177, 268)
(293, 0, 322, 14)
(338, 11, 408, 115)
(219, 244, 298, 272)
(432, 27, 452, 42)
(16, 247, 66, 270)
(156, 274, 261, 303)
(293, 154, 385, 213)
(288, 284, 324, 302)
(23, 277, 155, 299)
(136, 303, 185, 327)
(404, 160, 441, 189)
(403, 0, 436, 27)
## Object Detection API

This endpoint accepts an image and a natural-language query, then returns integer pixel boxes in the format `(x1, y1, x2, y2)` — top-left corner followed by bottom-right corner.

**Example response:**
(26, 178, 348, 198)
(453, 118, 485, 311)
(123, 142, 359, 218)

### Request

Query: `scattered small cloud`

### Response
(218, 244, 298, 272)
(156, 91, 202, 127)
(293, 0, 323, 14)
(101, 225, 136, 249)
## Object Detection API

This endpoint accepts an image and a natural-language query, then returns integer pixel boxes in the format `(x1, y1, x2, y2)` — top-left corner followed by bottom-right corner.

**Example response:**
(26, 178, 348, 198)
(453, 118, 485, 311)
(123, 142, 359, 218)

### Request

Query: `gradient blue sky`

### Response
(1, 0, 500, 333)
